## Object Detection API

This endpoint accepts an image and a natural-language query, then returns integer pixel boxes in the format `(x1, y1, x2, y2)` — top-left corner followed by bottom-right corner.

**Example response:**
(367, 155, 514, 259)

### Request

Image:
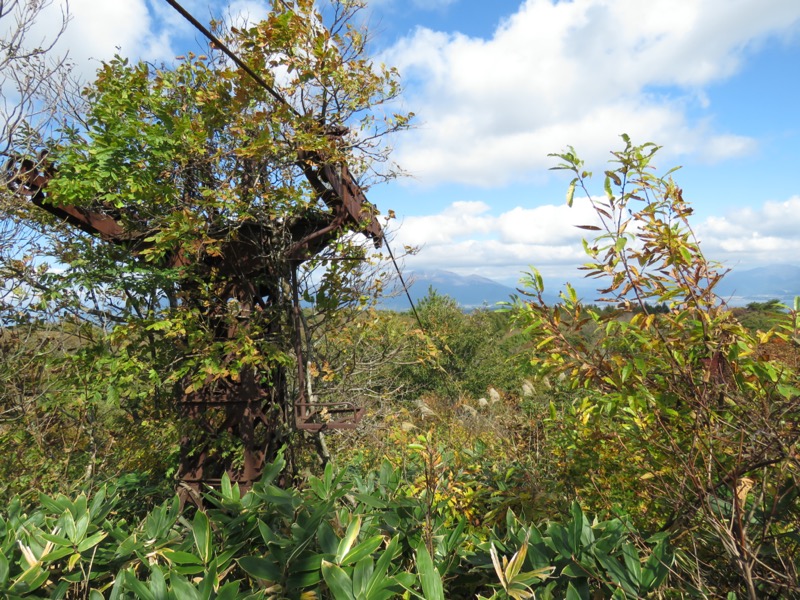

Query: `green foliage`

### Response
(397, 289, 528, 401)
(478, 503, 672, 600)
(516, 136, 800, 597)
(0, 453, 670, 599)
(0, 321, 179, 503)
(2, 0, 412, 488)
(734, 298, 787, 333)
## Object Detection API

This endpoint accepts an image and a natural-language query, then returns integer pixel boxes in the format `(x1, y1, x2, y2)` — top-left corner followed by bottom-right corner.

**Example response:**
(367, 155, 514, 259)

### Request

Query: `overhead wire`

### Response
(162, 0, 425, 330)
(163, 0, 299, 116)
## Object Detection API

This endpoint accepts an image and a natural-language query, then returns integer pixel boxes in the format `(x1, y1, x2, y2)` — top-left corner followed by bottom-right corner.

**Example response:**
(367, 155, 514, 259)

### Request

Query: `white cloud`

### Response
(392, 197, 602, 280)
(22, 0, 175, 81)
(398, 201, 493, 245)
(697, 196, 800, 266)
(226, 1, 272, 26)
(385, 0, 800, 186)
(391, 194, 800, 282)
(23, 0, 275, 82)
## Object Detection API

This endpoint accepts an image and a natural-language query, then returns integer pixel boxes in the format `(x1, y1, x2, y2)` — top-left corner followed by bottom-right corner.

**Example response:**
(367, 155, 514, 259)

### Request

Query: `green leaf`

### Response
(89, 486, 107, 518)
(367, 537, 400, 597)
(220, 472, 232, 499)
(604, 175, 614, 200)
(123, 569, 156, 600)
(161, 549, 203, 565)
(562, 563, 592, 578)
(352, 493, 388, 509)
(318, 520, 339, 555)
(77, 531, 108, 553)
(335, 516, 362, 564)
(216, 581, 241, 600)
(565, 581, 587, 600)
(566, 180, 576, 207)
(75, 510, 89, 542)
(545, 522, 573, 558)
(149, 564, 168, 600)
(641, 541, 672, 590)
(352, 556, 374, 599)
(62, 510, 78, 542)
(42, 546, 72, 563)
(0, 550, 8, 586)
(505, 538, 528, 583)
(287, 567, 323, 589)
(342, 535, 384, 566)
(292, 554, 324, 573)
(169, 574, 201, 600)
(238, 556, 281, 582)
(415, 543, 444, 600)
(109, 572, 124, 600)
(13, 565, 49, 591)
(40, 531, 73, 547)
(192, 511, 212, 564)
(595, 549, 637, 597)
(321, 560, 356, 600)
(258, 520, 279, 546)
(621, 542, 641, 587)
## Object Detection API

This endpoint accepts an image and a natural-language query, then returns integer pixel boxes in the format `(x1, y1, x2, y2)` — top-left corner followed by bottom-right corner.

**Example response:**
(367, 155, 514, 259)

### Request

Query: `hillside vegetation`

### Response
(3, 135, 800, 598)
(1, 1, 799, 598)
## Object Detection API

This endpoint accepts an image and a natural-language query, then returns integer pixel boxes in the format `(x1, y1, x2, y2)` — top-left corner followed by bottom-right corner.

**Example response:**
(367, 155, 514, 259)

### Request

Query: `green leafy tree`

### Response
(399, 289, 526, 402)
(3, 0, 410, 495)
(515, 136, 800, 597)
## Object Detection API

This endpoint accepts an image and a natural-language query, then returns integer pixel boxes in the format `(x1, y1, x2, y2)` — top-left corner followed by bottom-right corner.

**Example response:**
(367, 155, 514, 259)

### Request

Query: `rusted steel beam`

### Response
(5, 155, 141, 243)
(31, 200, 137, 242)
(320, 162, 383, 244)
(297, 151, 383, 247)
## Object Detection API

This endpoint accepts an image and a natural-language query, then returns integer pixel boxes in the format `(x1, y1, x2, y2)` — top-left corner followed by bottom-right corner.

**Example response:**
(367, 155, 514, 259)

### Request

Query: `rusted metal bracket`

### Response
(295, 401, 365, 431)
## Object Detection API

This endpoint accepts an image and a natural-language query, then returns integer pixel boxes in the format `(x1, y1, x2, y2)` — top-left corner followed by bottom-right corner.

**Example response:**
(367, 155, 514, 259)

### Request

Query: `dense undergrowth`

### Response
(2, 139, 800, 598)
(0, 450, 674, 599)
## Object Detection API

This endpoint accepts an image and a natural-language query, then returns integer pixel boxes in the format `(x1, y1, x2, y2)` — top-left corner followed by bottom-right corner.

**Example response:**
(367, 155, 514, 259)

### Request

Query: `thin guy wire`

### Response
(384, 236, 424, 330)
(163, 0, 300, 116)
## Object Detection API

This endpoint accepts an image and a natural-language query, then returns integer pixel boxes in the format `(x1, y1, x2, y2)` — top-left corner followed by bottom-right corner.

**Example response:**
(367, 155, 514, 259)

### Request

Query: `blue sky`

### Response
(28, 0, 800, 285)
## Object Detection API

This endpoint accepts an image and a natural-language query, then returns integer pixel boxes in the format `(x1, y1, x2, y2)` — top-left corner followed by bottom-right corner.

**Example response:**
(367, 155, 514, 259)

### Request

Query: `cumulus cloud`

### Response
(697, 196, 800, 266)
(392, 197, 602, 281)
(226, 1, 272, 27)
(26, 0, 274, 82)
(391, 194, 800, 282)
(27, 0, 174, 80)
(384, 0, 800, 186)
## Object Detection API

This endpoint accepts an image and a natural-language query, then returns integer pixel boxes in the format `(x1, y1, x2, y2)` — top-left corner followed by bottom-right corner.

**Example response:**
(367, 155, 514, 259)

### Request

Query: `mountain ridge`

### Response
(377, 265, 800, 310)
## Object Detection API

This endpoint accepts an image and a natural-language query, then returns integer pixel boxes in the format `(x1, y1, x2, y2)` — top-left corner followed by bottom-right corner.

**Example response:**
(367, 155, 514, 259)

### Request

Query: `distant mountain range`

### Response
(378, 270, 519, 311)
(378, 265, 800, 311)
(715, 264, 800, 306)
